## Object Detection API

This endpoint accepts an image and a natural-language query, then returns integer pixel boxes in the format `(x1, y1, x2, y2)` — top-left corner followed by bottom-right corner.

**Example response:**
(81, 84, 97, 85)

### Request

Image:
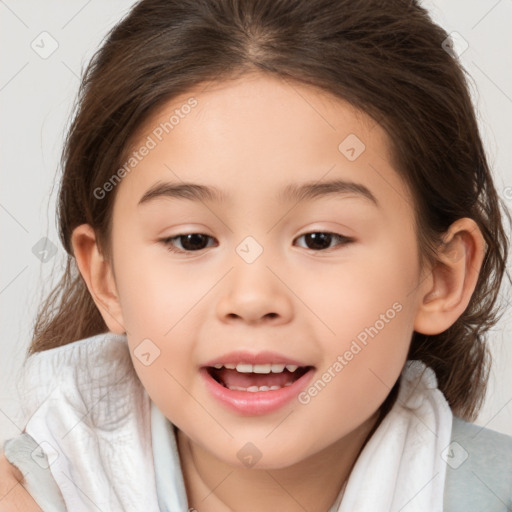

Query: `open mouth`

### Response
(206, 363, 314, 392)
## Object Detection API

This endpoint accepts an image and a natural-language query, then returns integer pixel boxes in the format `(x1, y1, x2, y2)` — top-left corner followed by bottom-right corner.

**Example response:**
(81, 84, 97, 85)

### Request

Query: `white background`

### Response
(1, 0, 511, 444)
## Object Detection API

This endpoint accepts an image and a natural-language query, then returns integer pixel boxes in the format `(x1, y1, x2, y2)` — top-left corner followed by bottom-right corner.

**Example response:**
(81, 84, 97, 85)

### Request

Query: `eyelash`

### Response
(160, 232, 354, 255)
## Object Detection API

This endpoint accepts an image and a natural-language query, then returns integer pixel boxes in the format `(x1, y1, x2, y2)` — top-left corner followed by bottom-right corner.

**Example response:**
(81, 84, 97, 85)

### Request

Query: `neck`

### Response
(176, 410, 382, 512)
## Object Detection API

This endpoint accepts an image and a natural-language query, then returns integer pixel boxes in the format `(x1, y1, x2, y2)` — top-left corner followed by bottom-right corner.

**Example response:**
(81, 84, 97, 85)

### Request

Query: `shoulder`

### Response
(450, 415, 512, 461)
(0, 450, 41, 512)
(443, 416, 512, 512)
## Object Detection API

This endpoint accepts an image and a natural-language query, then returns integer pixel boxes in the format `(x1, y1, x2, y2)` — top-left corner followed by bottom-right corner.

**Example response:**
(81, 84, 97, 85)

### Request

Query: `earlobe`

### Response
(413, 218, 486, 335)
(71, 224, 126, 334)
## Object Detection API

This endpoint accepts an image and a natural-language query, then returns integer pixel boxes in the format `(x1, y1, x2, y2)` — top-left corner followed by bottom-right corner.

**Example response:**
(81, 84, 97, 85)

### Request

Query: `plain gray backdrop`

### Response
(1, 0, 511, 445)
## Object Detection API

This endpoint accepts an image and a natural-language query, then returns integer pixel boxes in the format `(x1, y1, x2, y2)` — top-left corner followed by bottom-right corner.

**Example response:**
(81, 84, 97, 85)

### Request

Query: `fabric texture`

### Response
(2, 331, 511, 511)
(443, 416, 512, 511)
(3, 431, 66, 512)
(7, 332, 159, 511)
(339, 359, 452, 512)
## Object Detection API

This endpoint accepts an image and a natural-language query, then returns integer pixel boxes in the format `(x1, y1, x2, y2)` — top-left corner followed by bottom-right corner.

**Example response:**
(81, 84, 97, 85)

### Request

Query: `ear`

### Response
(413, 217, 486, 335)
(71, 224, 126, 334)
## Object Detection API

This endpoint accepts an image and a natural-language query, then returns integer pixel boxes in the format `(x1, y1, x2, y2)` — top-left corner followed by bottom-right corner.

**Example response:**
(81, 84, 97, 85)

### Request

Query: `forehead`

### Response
(113, 73, 412, 218)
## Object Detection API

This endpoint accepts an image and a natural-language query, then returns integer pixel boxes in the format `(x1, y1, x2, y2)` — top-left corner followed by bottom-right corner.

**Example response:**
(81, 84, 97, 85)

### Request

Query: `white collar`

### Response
(19, 332, 452, 512)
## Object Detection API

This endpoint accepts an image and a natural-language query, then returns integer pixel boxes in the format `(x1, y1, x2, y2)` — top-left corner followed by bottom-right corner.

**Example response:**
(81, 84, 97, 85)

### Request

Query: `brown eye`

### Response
(161, 231, 353, 255)
(161, 233, 217, 253)
(294, 232, 353, 251)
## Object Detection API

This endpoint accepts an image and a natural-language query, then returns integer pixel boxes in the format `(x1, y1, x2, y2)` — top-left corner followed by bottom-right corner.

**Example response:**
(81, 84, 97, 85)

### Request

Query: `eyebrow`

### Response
(137, 179, 379, 207)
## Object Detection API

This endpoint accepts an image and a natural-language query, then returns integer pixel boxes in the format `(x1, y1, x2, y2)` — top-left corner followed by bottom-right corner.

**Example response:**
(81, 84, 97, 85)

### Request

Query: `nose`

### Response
(216, 257, 294, 326)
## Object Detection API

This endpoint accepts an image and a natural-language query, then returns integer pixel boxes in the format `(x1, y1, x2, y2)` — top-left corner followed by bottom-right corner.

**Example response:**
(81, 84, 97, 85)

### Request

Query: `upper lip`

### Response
(202, 350, 312, 368)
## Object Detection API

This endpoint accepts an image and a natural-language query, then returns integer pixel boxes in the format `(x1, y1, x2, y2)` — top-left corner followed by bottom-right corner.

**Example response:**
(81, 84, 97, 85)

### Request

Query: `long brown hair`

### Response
(28, 0, 510, 421)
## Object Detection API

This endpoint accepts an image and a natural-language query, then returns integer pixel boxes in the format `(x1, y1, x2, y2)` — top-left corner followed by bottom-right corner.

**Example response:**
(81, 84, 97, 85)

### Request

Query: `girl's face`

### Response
(108, 73, 427, 468)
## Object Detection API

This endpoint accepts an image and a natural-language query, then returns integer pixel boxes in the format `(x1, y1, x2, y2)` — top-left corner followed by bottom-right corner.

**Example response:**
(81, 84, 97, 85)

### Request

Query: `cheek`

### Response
(302, 232, 418, 392)
(113, 239, 205, 333)
(304, 288, 414, 441)
(303, 239, 417, 341)
(112, 243, 205, 411)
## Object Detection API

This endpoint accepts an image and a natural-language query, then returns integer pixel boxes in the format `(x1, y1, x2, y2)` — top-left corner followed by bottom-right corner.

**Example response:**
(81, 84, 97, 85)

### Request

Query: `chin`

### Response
(215, 439, 315, 471)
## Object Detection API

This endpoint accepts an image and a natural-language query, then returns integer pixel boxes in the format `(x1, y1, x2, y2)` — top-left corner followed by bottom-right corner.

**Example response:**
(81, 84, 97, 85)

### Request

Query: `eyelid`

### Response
(293, 232, 354, 251)
(161, 233, 217, 256)
(160, 230, 354, 255)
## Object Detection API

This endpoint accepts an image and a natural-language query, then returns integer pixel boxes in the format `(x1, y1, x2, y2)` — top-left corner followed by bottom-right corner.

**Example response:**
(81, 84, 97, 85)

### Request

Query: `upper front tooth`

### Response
(252, 364, 271, 374)
(228, 363, 300, 373)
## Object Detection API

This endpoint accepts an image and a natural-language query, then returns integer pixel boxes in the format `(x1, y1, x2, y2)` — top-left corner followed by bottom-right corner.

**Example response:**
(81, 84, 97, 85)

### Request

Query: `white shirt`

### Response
(4, 331, 454, 511)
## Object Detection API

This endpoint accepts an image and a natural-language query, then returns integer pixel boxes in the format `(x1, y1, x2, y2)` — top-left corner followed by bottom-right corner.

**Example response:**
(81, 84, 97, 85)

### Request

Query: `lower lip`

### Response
(200, 367, 315, 416)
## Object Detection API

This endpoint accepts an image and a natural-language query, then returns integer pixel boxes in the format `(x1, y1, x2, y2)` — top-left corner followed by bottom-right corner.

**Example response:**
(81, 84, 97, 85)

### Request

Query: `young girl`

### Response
(1, 0, 511, 510)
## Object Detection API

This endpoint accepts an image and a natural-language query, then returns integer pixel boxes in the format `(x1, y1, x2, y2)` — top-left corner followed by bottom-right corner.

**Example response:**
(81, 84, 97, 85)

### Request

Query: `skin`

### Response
(71, 73, 485, 512)
(0, 450, 42, 511)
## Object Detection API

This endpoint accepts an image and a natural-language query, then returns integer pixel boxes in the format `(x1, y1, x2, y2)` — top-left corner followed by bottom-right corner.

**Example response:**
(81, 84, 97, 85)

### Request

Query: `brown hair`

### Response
(28, 0, 510, 421)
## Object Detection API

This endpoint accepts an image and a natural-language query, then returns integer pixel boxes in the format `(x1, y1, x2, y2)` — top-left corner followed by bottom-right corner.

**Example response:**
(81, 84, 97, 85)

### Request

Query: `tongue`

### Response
(215, 368, 299, 388)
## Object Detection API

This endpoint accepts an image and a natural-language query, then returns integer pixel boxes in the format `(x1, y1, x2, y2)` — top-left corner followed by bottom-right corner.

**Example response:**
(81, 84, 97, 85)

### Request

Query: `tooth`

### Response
(284, 382, 293, 387)
(236, 363, 253, 373)
(213, 364, 223, 369)
(227, 384, 284, 392)
(271, 364, 285, 373)
(224, 363, 236, 369)
(285, 364, 298, 372)
(253, 364, 271, 374)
